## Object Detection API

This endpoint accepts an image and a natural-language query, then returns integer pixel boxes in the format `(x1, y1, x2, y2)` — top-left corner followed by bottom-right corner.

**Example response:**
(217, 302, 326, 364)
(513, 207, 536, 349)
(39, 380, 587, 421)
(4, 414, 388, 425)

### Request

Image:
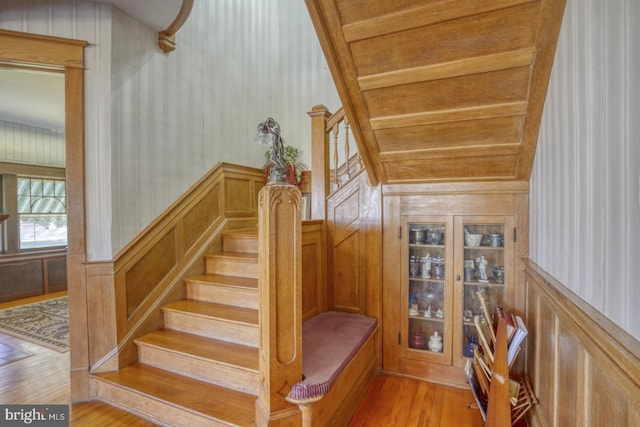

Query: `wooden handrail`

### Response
(308, 105, 363, 220)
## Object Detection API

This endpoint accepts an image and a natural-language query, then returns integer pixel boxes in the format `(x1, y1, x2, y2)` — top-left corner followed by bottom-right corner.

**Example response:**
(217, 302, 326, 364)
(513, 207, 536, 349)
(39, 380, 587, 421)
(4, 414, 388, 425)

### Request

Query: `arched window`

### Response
(17, 177, 67, 249)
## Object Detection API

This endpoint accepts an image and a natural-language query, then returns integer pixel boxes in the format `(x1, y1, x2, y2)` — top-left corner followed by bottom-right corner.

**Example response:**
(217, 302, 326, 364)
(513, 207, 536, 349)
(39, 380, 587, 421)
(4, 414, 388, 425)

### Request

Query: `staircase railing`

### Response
(308, 105, 362, 220)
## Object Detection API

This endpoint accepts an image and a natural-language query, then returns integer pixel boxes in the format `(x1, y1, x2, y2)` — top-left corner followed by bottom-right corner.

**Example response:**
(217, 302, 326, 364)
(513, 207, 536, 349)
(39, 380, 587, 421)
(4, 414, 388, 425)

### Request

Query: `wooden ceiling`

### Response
(306, 0, 566, 185)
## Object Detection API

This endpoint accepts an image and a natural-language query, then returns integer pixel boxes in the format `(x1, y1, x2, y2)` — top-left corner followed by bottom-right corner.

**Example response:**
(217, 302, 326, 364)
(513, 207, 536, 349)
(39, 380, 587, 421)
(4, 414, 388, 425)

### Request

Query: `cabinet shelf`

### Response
(464, 279, 504, 287)
(464, 245, 504, 250)
(409, 348, 445, 355)
(409, 277, 445, 284)
(409, 314, 445, 322)
(410, 243, 445, 249)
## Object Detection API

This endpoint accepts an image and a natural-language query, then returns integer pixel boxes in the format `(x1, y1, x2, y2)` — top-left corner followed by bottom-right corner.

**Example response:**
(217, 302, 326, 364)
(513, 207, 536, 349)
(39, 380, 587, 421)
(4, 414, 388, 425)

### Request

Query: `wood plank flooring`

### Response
(0, 293, 488, 426)
(349, 374, 484, 427)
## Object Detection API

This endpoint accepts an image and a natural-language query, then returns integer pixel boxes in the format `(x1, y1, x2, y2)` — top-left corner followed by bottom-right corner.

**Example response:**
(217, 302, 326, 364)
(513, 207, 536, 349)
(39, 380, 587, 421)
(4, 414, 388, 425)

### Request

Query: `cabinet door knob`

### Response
(456, 274, 461, 281)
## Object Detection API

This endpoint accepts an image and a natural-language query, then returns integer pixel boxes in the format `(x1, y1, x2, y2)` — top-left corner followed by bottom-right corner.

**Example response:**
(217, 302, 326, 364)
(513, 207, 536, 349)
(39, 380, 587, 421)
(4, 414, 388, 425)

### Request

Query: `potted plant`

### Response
(263, 144, 306, 186)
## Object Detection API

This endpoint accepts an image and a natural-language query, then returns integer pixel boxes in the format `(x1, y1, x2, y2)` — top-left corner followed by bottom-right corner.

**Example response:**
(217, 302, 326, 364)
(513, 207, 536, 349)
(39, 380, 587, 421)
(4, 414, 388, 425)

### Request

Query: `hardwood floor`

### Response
(0, 293, 487, 426)
(350, 374, 483, 427)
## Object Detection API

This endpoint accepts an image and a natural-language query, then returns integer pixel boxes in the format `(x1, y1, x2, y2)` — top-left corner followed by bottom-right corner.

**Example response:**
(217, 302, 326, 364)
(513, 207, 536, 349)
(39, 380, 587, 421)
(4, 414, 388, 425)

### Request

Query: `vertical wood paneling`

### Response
(525, 261, 640, 427)
(531, 0, 640, 340)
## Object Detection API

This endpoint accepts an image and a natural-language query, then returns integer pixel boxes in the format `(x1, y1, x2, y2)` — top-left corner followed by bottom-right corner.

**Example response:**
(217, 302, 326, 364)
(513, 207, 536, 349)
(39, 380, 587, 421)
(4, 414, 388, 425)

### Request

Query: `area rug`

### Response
(0, 297, 69, 352)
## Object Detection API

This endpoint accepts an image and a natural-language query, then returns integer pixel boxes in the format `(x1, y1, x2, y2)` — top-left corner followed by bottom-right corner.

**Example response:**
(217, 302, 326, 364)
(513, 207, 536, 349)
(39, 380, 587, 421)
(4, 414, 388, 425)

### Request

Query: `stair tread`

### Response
(223, 229, 258, 237)
(96, 364, 255, 426)
(163, 300, 259, 325)
(185, 273, 258, 290)
(135, 329, 258, 371)
(206, 251, 258, 261)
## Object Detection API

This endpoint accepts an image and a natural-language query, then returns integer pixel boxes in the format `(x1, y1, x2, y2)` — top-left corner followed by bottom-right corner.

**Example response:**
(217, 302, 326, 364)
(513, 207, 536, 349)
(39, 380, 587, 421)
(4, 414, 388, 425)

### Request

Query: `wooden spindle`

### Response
(344, 118, 350, 181)
(333, 125, 340, 189)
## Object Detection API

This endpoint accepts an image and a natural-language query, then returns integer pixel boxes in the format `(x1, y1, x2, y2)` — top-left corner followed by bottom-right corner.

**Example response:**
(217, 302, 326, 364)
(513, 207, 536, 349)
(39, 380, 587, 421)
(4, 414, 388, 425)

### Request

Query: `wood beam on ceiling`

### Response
(358, 48, 536, 91)
(378, 144, 522, 162)
(342, 0, 539, 42)
(369, 102, 528, 130)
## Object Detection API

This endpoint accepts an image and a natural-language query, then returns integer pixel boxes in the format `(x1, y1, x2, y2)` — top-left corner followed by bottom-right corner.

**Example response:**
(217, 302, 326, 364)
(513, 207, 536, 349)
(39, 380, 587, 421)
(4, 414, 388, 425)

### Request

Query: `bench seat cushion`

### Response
(289, 311, 377, 400)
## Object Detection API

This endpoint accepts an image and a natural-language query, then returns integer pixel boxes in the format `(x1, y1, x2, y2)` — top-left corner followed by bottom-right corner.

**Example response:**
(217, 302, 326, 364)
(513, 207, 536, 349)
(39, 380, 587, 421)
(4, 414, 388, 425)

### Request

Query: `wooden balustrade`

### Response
(308, 105, 363, 220)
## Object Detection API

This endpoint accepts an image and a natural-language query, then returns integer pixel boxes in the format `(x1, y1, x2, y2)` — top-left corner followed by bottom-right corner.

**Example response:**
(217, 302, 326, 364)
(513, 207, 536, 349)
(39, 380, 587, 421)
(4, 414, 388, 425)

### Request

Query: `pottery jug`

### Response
(411, 329, 426, 349)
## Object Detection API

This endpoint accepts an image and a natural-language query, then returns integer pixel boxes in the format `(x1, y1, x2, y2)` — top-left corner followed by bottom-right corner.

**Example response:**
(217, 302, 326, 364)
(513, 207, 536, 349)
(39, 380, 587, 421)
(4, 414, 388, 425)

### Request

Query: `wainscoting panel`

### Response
(555, 321, 582, 427)
(125, 229, 177, 317)
(328, 177, 362, 314)
(0, 252, 67, 301)
(86, 164, 264, 373)
(301, 221, 326, 322)
(525, 259, 640, 427)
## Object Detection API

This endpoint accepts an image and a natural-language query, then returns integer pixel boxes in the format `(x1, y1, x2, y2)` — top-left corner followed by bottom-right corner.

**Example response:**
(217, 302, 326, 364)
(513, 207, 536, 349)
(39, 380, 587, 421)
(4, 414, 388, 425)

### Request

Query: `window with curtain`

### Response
(17, 177, 67, 249)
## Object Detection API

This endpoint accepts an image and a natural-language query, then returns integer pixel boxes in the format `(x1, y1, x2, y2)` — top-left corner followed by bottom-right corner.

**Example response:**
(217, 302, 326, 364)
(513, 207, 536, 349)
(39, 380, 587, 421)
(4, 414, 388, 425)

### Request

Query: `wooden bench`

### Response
(286, 311, 379, 427)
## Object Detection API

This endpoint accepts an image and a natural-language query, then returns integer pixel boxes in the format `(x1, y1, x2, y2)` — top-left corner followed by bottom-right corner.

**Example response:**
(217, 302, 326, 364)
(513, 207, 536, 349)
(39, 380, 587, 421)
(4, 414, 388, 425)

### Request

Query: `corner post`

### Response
(255, 182, 303, 426)
(308, 105, 331, 221)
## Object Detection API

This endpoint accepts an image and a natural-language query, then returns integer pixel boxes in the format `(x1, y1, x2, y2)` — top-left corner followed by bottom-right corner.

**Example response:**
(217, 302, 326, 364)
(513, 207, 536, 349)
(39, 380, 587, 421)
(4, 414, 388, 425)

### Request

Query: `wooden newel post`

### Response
(255, 182, 303, 427)
(308, 105, 331, 221)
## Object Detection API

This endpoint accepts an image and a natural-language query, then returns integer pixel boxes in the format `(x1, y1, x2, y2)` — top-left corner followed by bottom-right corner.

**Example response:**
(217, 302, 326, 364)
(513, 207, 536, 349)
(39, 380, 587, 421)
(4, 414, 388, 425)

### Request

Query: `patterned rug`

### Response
(0, 297, 69, 352)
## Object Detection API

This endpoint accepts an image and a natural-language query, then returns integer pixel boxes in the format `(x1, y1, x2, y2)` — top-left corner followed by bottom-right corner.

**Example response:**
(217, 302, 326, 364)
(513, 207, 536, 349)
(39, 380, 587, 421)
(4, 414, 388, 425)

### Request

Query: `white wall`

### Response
(0, 0, 340, 259)
(109, 1, 339, 252)
(0, 120, 65, 167)
(531, 0, 640, 340)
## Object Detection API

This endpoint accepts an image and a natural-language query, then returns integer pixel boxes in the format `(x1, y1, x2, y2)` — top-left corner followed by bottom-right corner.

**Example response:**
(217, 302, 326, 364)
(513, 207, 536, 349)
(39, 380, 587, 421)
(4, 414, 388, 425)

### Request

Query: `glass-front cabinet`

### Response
(453, 216, 514, 367)
(402, 217, 453, 365)
(401, 215, 514, 368)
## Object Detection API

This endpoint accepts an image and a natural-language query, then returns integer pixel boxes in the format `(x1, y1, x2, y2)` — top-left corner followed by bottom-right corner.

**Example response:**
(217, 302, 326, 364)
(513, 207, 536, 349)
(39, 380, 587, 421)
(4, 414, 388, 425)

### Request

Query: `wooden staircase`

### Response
(94, 229, 260, 427)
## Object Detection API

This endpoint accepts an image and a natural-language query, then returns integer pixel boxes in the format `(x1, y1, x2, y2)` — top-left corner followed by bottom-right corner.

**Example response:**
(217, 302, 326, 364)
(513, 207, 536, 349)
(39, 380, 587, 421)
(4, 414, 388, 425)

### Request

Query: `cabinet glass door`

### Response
(403, 219, 452, 363)
(457, 218, 513, 364)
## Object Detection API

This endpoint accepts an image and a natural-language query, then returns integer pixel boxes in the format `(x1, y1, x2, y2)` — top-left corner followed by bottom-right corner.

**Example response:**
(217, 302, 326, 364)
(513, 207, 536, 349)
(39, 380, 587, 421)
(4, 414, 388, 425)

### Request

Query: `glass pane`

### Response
(19, 214, 68, 249)
(462, 223, 505, 357)
(408, 222, 445, 354)
(17, 177, 68, 249)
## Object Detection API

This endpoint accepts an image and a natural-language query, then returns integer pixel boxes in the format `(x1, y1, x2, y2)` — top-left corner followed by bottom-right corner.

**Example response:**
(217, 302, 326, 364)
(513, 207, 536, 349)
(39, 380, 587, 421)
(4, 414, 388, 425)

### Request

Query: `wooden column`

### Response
(308, 105, 331, 221)
(255, 182, 303, 427)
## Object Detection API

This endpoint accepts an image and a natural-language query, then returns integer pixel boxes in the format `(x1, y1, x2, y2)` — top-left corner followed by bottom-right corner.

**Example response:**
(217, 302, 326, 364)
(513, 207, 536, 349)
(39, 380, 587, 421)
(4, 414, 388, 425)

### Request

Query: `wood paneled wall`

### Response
(524, 259, 640, 427)
(85, 163, 264, 377)
(301, 220, 326, 322)
(326, 170, 381, 318)
(0, 251, 66, 301)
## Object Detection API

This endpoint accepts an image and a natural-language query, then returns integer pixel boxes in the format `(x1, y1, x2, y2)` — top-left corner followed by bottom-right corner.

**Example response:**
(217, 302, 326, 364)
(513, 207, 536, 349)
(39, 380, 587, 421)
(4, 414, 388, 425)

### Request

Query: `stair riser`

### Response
(137, 346, 259, 396)
(223, 236, 258, 254)
(95, 379, 230, 427)
(205, 257, 257, 278)
(164, 312, 259, 348)
(186, 283, 258, 309)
